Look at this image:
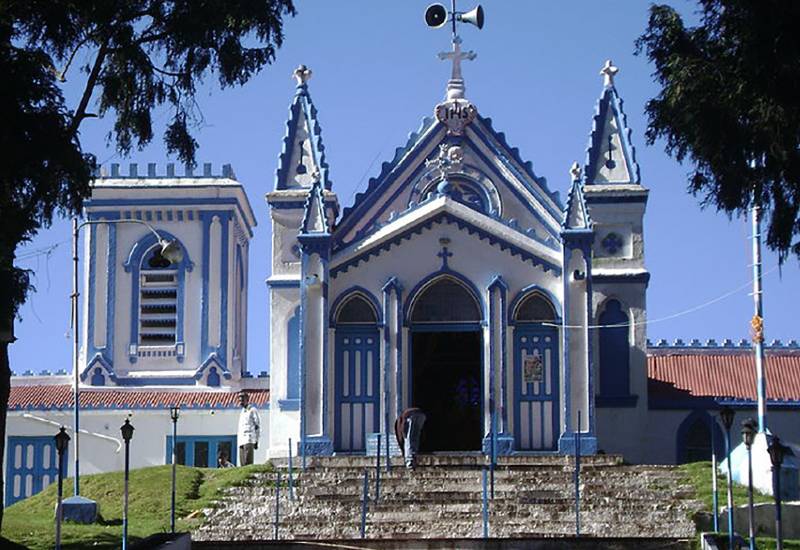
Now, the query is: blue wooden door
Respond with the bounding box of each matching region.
[5,436,60,506]
[514,326,559,450]
[334,328,380,452]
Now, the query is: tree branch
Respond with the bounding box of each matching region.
[68,38,109,137]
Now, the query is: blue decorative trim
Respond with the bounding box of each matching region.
[298,234,331,260]
[336,117,438,237]
[275,82,333,191]
[5,436,59,506]
[300,435,333,456]
[482,434,514,456]
[562,179,592,230]
[646,338,799,349]
[286,307,300,400]
[269,199,338,210]
[558,434,598,455]
[507,284,563,325]
[11,400,271,412]
[329,286,384,327]
[86,197,254,237]
[648,397,800,410]
[584,85,641,185]
[585,194,648,205]
[300,176,331,234]
[593,272,651,285]
[382,277,404,417]
[165,435,238,467]
[331,212,562,279]
[198,212,231,369]
[196,353,232,381]
[404,267,485,326]
[267,279,301,288]
[487,276,509,452]
[278,399,300,411]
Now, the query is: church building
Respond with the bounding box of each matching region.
[5,34,800,508]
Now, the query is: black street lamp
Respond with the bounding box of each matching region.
[741,418,757,550]
[170,406,180,533]
[767,436,787,550]
[54,427,70,550]
[120,419,135,550]
[719,405,735,547]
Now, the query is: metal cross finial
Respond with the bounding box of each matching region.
[600,59,619,87]
[570,162,582,182]
[438,37,476,100]
[292,64,312,86]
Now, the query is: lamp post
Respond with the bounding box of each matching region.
[719,405,735,547]
[170,406,180,533]
[767,436,786,550]
[741,418,757,550]
[54,427,70,550]
[70,217,182,498]
[120,419,135,550]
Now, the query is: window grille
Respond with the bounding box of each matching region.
[139,249,178,346]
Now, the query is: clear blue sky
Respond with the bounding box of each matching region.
[10,1,799,375]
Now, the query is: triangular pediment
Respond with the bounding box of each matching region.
[332,196,562,279]
[333,112,564,251]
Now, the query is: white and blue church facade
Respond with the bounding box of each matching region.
[6,54,800,508]
[266,61,651,460]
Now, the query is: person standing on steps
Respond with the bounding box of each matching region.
[237,391,261,466]
[395,407,426,469]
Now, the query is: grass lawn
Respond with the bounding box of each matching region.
[1,463,273,550]
[679,461,800,549]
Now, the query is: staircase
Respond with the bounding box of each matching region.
[193,454,702,542]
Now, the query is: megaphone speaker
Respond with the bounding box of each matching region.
[458,5,484,30]
[425,4,448,28]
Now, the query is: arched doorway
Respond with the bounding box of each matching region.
[512,291,559,450]
[408,276,483,452]
[333,293,380,452]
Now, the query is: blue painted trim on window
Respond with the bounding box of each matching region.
[329,287,384,327]
[507,284,563,325]
[165,435,237,467]
[331,212,562,279]
[6,436,60,506]
[404,268,486,327]
[512,324,560,451]
[675,410,724,465]
[123,230,192,365]
[85,197,254,237]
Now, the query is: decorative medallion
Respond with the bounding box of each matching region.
[601,232,623,255]
[435,99,477,135]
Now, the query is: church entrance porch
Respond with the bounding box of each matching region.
[411,330,482,452]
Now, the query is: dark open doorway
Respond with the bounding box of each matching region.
[411,330,482,452]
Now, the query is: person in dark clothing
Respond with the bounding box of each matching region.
[395,407,426,469]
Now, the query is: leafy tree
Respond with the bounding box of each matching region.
[636,0,800,259]
[0,0,295,527]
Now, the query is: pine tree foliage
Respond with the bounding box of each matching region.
[636,1,800,259]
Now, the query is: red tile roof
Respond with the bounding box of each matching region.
[648,350,800,402]
[9,385,269,411]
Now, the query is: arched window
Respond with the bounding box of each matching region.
[423,178,489,214]
[410,277,481,323]
[597,299,635,405]
[336,295,378,324]
[514,293,556,323]
[677,411,723,464]
[138,246,179,346]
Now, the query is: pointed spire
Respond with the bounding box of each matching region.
[275,65,331,191]
[300,172,330,235]
[563,162,592,230]
[583,61,641,185]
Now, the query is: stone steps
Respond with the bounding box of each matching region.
[193,455,702,542]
